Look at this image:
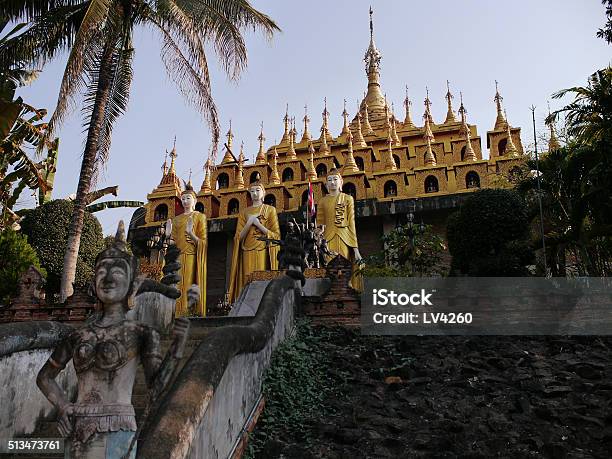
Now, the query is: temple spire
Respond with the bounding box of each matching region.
[270,146,281,184]
[458,92,476,162]
[307,142,317,181]
[384,126,397,171]
[221,122,235,163]
[361,7,386,118]
[423,98,437,167]
[424,87,435,125]
[319,97,332,143]
[362,102,375,136]
[169,138,177,174]
[343,130,359,173]
[494,80,507,131]
[281,104,290,144]
[403,86,415,129]
[504,110,519,156]
[236,142,245,188]
[341,99,350,137]
[287,117,297,159]
[301,105,312,143]
[354,101,367,147]
[391,102,400,146]
[444,80,457,124]
[201,157,212,194]
[256,122,266,164]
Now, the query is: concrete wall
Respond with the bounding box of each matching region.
[0,321,76,439]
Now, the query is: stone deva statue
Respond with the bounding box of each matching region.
[228,180,280,303]
[316,168,363,291]
[36,221,190,459]
[165,180,207,316]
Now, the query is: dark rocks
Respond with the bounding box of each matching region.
[252,329,612,458]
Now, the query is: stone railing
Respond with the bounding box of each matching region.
[137,274,301,459]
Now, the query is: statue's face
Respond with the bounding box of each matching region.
[181,193,195,210]
[326,174,342,192]
[249,184,264,202]
[95,258,131,305]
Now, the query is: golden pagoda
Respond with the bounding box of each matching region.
[136,7,526,308]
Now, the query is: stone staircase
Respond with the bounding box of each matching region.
[10,325,213,459]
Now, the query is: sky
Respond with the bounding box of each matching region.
[14,0,612,235]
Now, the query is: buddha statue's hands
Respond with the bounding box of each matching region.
[185,216,199,245]
[353,247,363,262]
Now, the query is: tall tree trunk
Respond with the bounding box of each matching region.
[59,38,116,302]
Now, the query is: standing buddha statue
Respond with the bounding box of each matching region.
[165,180,208,316]
[316,168,363,291]
[228,180,280,303]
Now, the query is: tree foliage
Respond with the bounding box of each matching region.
[597,0,612,44]
[447,189,534,276]
[19,199,104,295]
[361,223,447,277]
[0,228,45,302]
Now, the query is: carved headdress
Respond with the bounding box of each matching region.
[327,167,343,179]
[94,220,139,298]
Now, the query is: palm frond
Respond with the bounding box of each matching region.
[0,3,88,72]
[149,14,220,155]
[44,0,112,149]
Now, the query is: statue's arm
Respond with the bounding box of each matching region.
[237,211,251,242]
[36,337,75,435]
[141,325,163,386]
[347,196,362,259]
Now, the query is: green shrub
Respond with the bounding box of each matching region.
[0,229,46,302]
[20,200,104,294]
[447,189,534,276]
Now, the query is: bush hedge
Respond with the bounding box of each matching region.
[0,229,46,303]
[20,200,104,294]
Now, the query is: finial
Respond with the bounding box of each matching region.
[403,85,415,128]
[384,125,397,171]
[188,168,193,187]
[235,142,245,189]
[281,104,290,144]
[362,101,375,136]
[444,80,457,124]
[424,87,434,126]
[307,142,317,181]
[343,130,359,173]
[226,121,233,148]
[256,121,266,164]
[320,97,331,143]
[364,6,382,77]
[494,80,507,130]
[301,104,311,142]
[423,102,436,167]
[459,94,476,162]
[169,140,178,174]
[341,98,350,136]
[369,6,374,39]
[354,100,367,147]
[287,117,297,159]
[162,151,169,175]
[201,156,212,193]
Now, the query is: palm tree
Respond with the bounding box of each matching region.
[2,0,279,300]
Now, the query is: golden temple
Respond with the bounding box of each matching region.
[131,9,527,308]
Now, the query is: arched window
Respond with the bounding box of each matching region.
[195,202,205,213]
[498,138,507,156]
[460,146,466,161]
[249,171,260,183]
[282,167,294,182]
[342,183,357,200]
[425,175,439,193]
[393,154,401,168]
[466,171,480,189]
[355,157,365,171]
[228,198,240,215]
[316,163,327,178]
[153,204,168,222]
[217,172,229,190]
[384,180,397,197]
[264,194,276,207]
